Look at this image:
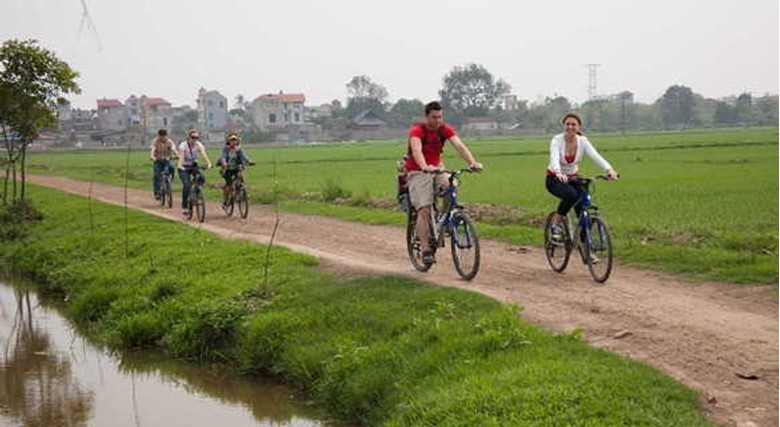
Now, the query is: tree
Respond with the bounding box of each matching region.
[439,63,511,121]
[713,101,736,125]
[345,75,389,120]
[735,92,754,125]
[0,39,80,204]
[388,98,424,127]
[657,85,696,129]
[346,75,388,101]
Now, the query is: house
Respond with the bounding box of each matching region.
[197,88,228,131]
[463,117,500,132]
[250,92,306,131]
[126,95,142,127]
[96,98,128,131]
[350,109,387,130]
[142,96,173,131]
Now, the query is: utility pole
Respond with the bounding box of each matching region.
[585,64,601,100]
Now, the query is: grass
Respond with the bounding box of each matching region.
[26,127,778,283]
[0,185,714,426]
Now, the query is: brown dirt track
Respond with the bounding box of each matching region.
[28,175,778,427]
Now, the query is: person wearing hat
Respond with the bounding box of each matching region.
[218,133,254,210]
[149,128,178,200]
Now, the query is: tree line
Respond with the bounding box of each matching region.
[319,65,777,133]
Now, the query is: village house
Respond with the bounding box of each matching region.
[250,92,306,131]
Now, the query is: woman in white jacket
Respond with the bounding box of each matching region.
[546,113,618,239]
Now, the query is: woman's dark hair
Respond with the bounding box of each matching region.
[425,101,443,116]
[560,113,582,126]
[157,129,167,136]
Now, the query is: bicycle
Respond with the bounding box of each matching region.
[157,164,174,208]
[543,175,614,283]
[222,162,254,218]
[405,168,481,280]
[183,162,207,223]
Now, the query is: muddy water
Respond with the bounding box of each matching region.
[0,282,341,427]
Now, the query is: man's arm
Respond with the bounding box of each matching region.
[410,137,438,172]
[448,135,482,170]
[149,144,156,161]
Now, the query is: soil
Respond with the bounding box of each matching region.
[28,175,778,427]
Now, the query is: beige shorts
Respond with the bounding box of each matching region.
[407,171,449,209]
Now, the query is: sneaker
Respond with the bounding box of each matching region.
[181,208,189,216]
[154,193,161,201]
[587,253,600,264]
[422,250,435,266]
[221,202,229,212]
[550,223,564,242]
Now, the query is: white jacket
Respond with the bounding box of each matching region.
[547,133,612,176]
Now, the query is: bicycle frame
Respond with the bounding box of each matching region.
[430,170,472,249]
[565,178,600,259]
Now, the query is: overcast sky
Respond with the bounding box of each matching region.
[3,0,778,110]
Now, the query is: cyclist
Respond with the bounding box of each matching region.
[546,113,618,244]
[405,101,483,266]
[218,132,254,210]
[177,129,212,215]
[149,129,177,200]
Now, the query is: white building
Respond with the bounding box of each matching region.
[251,92,306,131]
[197,88,228,131]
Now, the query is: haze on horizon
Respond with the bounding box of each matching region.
[3,0,778,110]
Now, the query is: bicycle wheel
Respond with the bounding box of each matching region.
[450,212,480,280]
[584,216,613,283]
[544,211,572,272]
[238,187,249,218]
[225,189,235,216]
[185,187,194,220]
[163,176,173,208]
[194,186,206,223]
[406,210,432,272]
[158,179,167,206]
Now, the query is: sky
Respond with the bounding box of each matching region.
[2,0,778,110]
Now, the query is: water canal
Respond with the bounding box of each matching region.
[0,281,341,427]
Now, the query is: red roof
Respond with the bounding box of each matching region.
[97,98,122,108]
[254,93,306,103]
[142,97,171,107]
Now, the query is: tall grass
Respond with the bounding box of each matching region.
[0,186,714,426]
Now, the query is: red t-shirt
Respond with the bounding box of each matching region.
[404,123,457,171]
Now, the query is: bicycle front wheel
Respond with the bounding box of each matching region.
[194,187,206,223]
[163,177,173,208]
[406,211,432,272]
[544,211,572,272]
[585,217,613,283]
[238,187,249,218]
[225,191,235,216]
[450,212,480,280]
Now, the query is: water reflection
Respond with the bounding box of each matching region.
[0,282,338,427]
[0,287,94,427]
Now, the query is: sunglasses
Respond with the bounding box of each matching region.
[189,135,200,140]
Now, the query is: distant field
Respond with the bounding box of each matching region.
[26,127,779,284]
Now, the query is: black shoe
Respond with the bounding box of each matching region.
[422,250,435,266]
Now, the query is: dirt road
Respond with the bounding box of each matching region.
[28,175,778,427]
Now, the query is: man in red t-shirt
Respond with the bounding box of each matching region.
[406,101,483,265]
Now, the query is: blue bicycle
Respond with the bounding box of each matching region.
[544,175,614,283]
[405,169,481,280]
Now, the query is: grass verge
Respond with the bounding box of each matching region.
[0,186,714,426]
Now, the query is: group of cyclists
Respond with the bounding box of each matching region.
[150,129,253,215]
[149,100,619,268]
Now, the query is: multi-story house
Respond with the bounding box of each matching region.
[126,95,142,127]
[197,88,228,131]
[96,98,128,131]
[251,92,306,131]
[142,96,173,131]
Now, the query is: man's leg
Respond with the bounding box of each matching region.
[407,171,436,264]
[152,161,163,196]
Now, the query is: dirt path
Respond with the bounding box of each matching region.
[28,175,778,427]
